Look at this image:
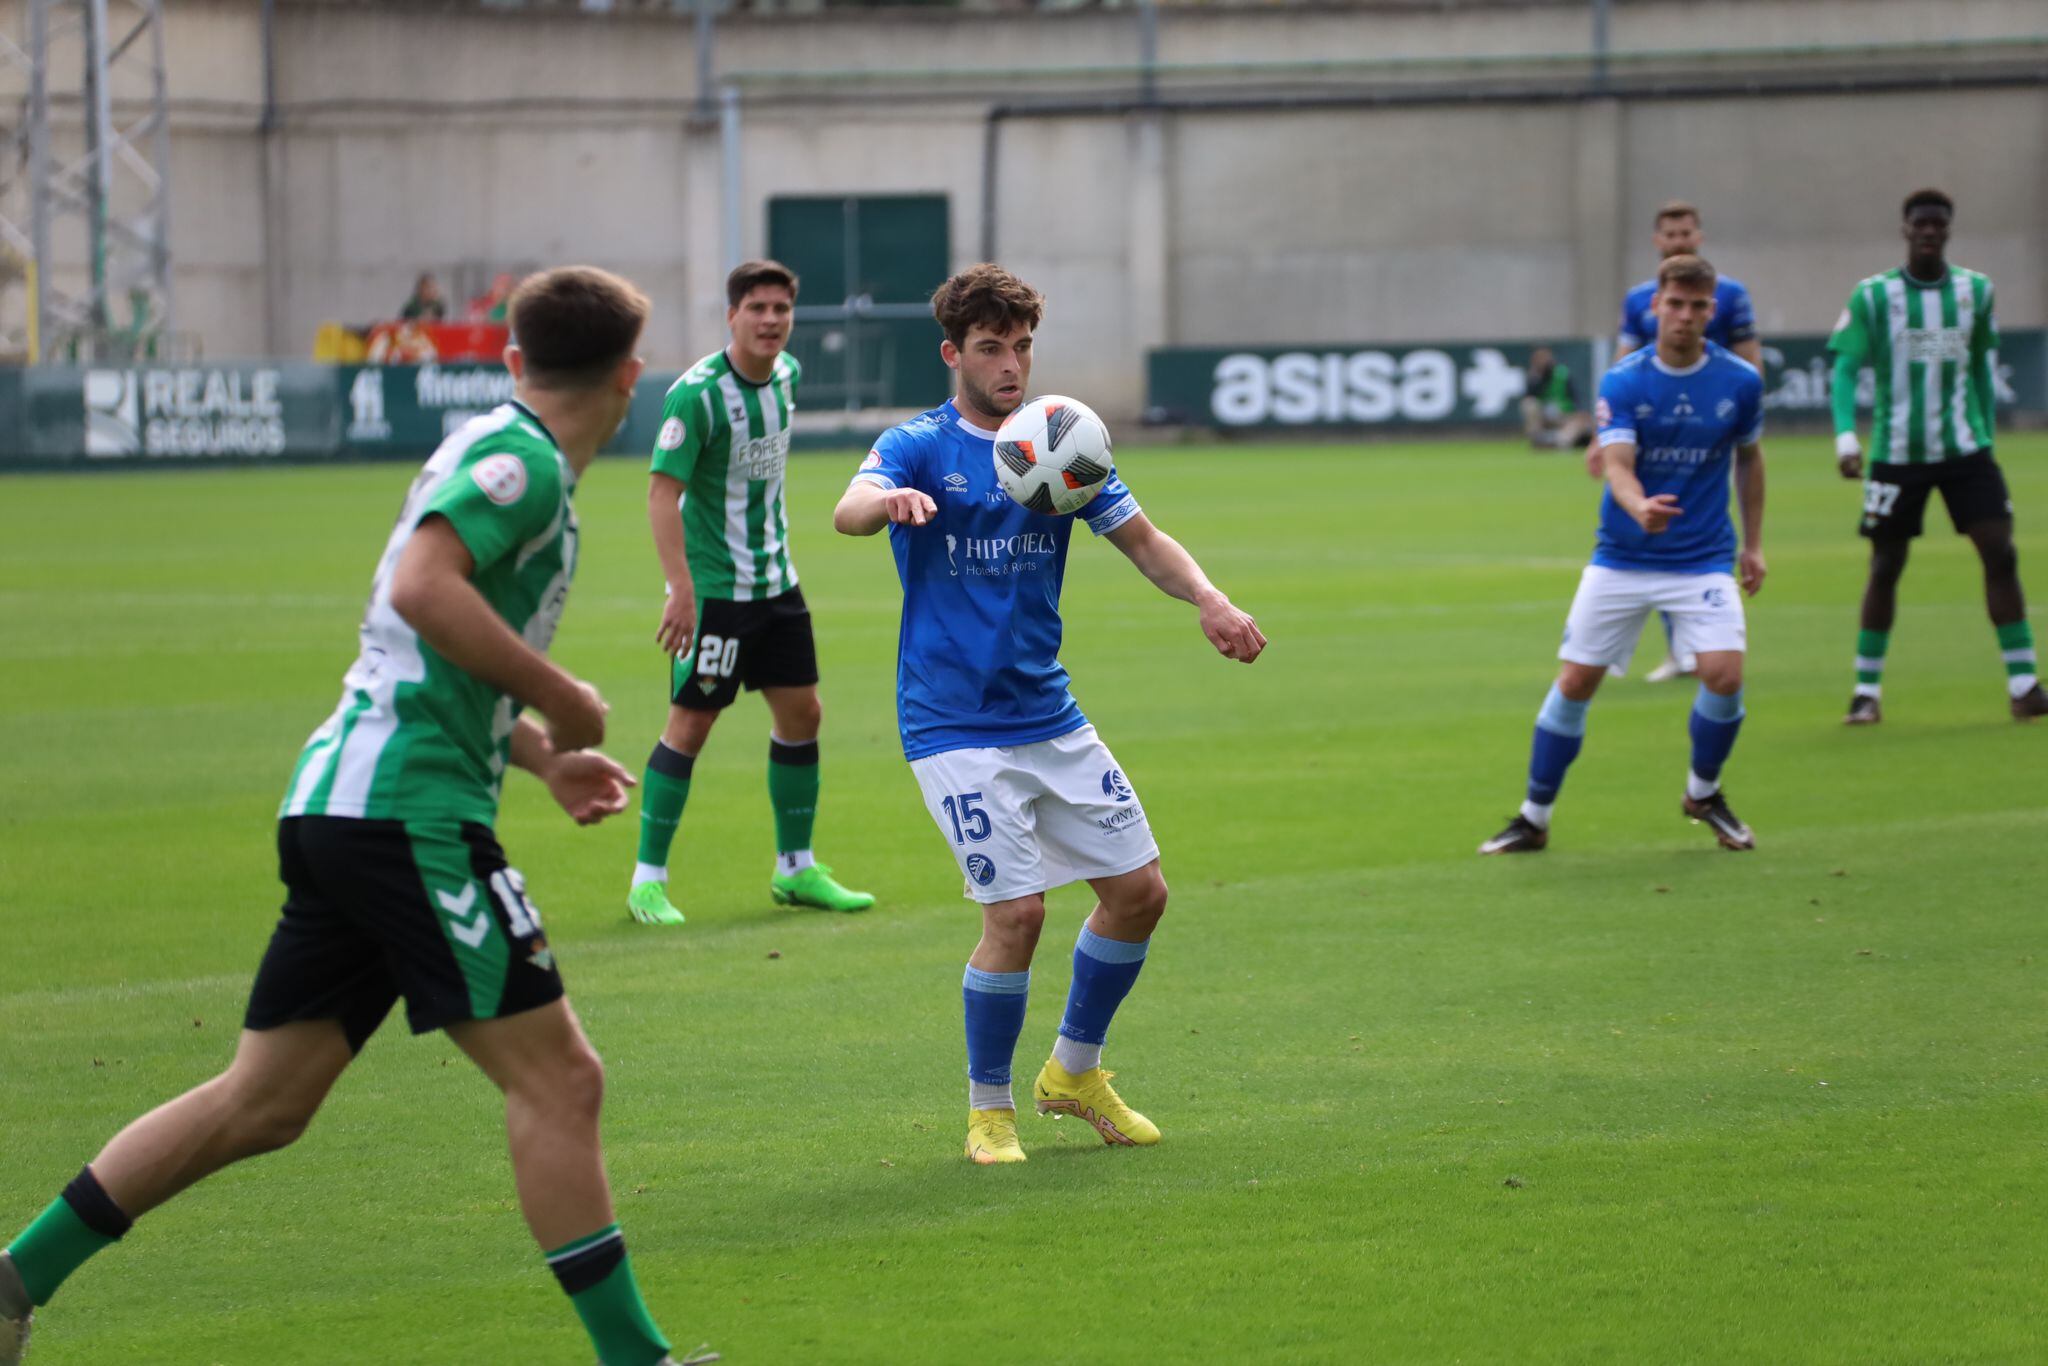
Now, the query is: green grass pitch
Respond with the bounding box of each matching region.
[2,435,2044,1363]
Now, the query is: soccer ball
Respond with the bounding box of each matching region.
[993,395,1113,516]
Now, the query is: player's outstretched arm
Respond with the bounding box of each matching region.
[510,718,637,825]
[1104,513,1266,663]
[1600,439,1683,535]
[1734,441,1767,596]
[833,481,935,535]
[389,516,609,751]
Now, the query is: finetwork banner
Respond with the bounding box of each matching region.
[1148,331,2048,429]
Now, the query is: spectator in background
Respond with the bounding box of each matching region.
[471,273,518,323]
[1521,347,1593,450]
[400,273,446,322]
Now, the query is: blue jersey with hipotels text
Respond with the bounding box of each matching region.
[851,400,1141,761]
[1593,343,1763,574]
[1618,275,1757,352]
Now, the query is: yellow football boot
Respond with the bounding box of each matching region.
[1032,1059,1160,1146]
[965,1107,1027,1164]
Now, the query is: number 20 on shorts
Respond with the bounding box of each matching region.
[694,633,740,678]
[941,792,991,845]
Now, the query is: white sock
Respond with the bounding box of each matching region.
[1686,770,1720,801]
[1052,1035,1102,1075]
[969,1081,1013,1112]
[1854,682,1882,699]
[1518,798,1553,830]
[2009,672,2038,700]
[777,849,815,876]
[632,862,666,888]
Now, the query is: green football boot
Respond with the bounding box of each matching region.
[626,881,687,926]
[770,863,875,913]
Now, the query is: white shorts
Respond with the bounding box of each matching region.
[1558,564,1746,676]
[909,724,1161,904]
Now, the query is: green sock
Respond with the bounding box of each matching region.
[545,1225,670,1366]
[8,1169,132,1306]
[1855,627,1889,693]
[636,743,694,872]
[1996,619,2037,692]
[768,737,820,859]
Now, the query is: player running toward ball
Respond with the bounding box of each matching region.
[1,270,701,1366]
[1483,254,1767,855]
[832,263,1266,1165]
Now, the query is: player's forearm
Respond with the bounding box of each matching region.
[393,568,582,722]
[1735,448,1766,548]
[508,716,561,778]
[833,482,889,536]
[1831,352,1861,436]
[647,476,693,593]
[1125,526,1222,608]
[1601,446,1648,516]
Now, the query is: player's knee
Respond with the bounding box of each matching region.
[1130,869,1169,925]
[1869,543,1910,583]
[780,695,823,740]
[545,1040,607,1125]
[987,896,1045,946]
[1696,659,1743,695]
[1977,535,2018,581]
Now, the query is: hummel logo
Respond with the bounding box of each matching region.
[435,883,492,948]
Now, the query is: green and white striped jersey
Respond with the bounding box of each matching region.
[1830,266,1998,465]
[650,348,800,601]
[282,401,578,825]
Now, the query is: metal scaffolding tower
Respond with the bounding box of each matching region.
[0,0,174,363]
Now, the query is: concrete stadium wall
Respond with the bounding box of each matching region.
[9,0,2043,417]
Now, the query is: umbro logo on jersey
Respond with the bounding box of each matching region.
[1635,403,1655,419]
[944,472,970,493]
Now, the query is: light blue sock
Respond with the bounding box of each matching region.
[1053,926,1150,1073]
[1688,684,1745,791]
[1525,684,1591,818]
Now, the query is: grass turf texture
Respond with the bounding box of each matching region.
[2,436,2044,1364]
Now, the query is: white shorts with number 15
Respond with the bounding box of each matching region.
[909,724,1160,904]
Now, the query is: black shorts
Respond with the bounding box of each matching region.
[245,817,565,1051]
[670,585,819,711]
[1859,455,2013,541]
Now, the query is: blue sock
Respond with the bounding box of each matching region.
[1052,926,1150,1073]
[1688,685,1745,788]
[963,966,1029,1109]
[1525,684,1590,813]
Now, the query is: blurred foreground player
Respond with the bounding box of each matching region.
[1,270,708,1366]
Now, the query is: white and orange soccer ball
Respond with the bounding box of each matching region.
[992,395,1113,516]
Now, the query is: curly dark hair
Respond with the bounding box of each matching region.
[931,263,1044,349]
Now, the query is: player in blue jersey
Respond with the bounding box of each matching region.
[1605,202,1765,684]
[832,264,1266,1165]
[1483,254,1767,855]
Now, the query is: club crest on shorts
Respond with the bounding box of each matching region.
[966,854,997,887]
[1101,768,1134,803]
